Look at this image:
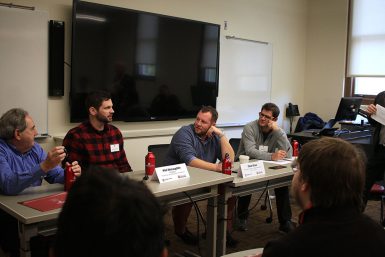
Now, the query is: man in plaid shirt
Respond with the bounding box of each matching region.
[63,91,132,173]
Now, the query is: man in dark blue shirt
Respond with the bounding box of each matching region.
[164,106,238,247]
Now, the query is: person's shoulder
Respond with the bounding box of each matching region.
[175,124,194,134]
[245,120,258,128]
[66,122,87,134]
[242,120,258,132]
[106,123,123,135]
[0,139,9,153]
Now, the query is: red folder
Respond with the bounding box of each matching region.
[19,192,67,212]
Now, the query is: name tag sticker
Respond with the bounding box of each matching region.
[152,163,190,183]
[239,161,265,178]
[259,145,268,152]
[110,144,120,152]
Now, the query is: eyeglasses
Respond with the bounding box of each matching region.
[259,112,273,120]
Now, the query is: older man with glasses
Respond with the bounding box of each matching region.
[235,102,295,233]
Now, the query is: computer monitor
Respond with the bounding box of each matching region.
[334,97,363,122]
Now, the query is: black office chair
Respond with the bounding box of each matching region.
[229,138,274,224]
[229,138,241,161]
[147,144,170,167]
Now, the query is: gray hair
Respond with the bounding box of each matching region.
[0,108,29,140]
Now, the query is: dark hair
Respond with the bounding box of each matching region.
[0,108,28,140]
[85,91,111,113]
[261,103,280,118]
[54,166,166,257]
[297,137,365,211]
[200,105,218,122]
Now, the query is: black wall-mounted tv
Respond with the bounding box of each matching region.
[70,0,220,122]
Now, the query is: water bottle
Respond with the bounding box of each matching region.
[292,140,299,157]
[145,152,156,176]
[222,153,232,175]
[64,165,75,191]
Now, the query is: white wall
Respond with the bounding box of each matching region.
[304,0,349,120]
[9,0,349,170]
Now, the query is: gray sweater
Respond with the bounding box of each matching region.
[236,120,292,160]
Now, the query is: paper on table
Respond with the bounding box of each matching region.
[371,104,385,125]
[264,160,292,165]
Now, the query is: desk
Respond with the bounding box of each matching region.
[0,167,233,257]
[288,130,373,157]
[288,130,371,145]
[217,162,294,256]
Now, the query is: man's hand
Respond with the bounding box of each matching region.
[271,150,286,161]
[267,120,279,131]
[68,161,81,177]
[207,126,224,138]
[367,104,377,116]
[40,146,66,172]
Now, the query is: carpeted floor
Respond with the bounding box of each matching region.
[164,192,383,257]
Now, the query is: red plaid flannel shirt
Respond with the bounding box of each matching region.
[63,121,132,173]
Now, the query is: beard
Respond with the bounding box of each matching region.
[96,113,111,123]
[194,126,209,137]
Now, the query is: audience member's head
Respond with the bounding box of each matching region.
[199,105,218,123]
[54,166,167,257]
[85,91,112,114]
[0,108,28,140]
[261,103,280,119]
[293,137,365,212]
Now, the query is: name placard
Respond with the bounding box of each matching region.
[239,161,265,178]
[152,163,190,183]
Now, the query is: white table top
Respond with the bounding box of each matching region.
[230,161,293,187]
[126,166,233,197]
[0,166,234,224]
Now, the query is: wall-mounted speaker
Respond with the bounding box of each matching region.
[49,20,64,96]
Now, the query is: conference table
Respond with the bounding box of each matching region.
[216,161,294,256]
[0,167,233,257]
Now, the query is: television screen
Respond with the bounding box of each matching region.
[70,1,220,122]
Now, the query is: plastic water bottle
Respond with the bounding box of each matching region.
[145,152,156,176]
[64,165,75,191]
[292,140,299,157]
[222,153,232,175]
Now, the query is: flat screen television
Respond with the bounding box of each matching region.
[70,1,220,122]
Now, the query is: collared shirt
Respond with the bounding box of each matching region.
[0,139,63,195]
[163,124,222,166]
[236,120,292,160]
[63,121,132,173]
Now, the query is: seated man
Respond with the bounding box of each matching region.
[236,103,294,233]
[163,106,238,247]
[53,166,167,257]
[0,108,81,257]
[260,137,385,257]
[63,91,132,173]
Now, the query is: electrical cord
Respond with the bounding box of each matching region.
[183,191,202,256]
[235,180,270,222]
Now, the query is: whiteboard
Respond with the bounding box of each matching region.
[216,37,272,126]
[0,7,48,136]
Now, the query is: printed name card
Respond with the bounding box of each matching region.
[152,163,190,183]
[239,161,265,178]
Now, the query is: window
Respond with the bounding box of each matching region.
[346,0,385,99]
[354,77,385,96]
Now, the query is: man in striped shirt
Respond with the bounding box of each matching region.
[63,91,132,173]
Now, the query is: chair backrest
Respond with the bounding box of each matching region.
[147,144,170,167]
[229,138,241,161]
